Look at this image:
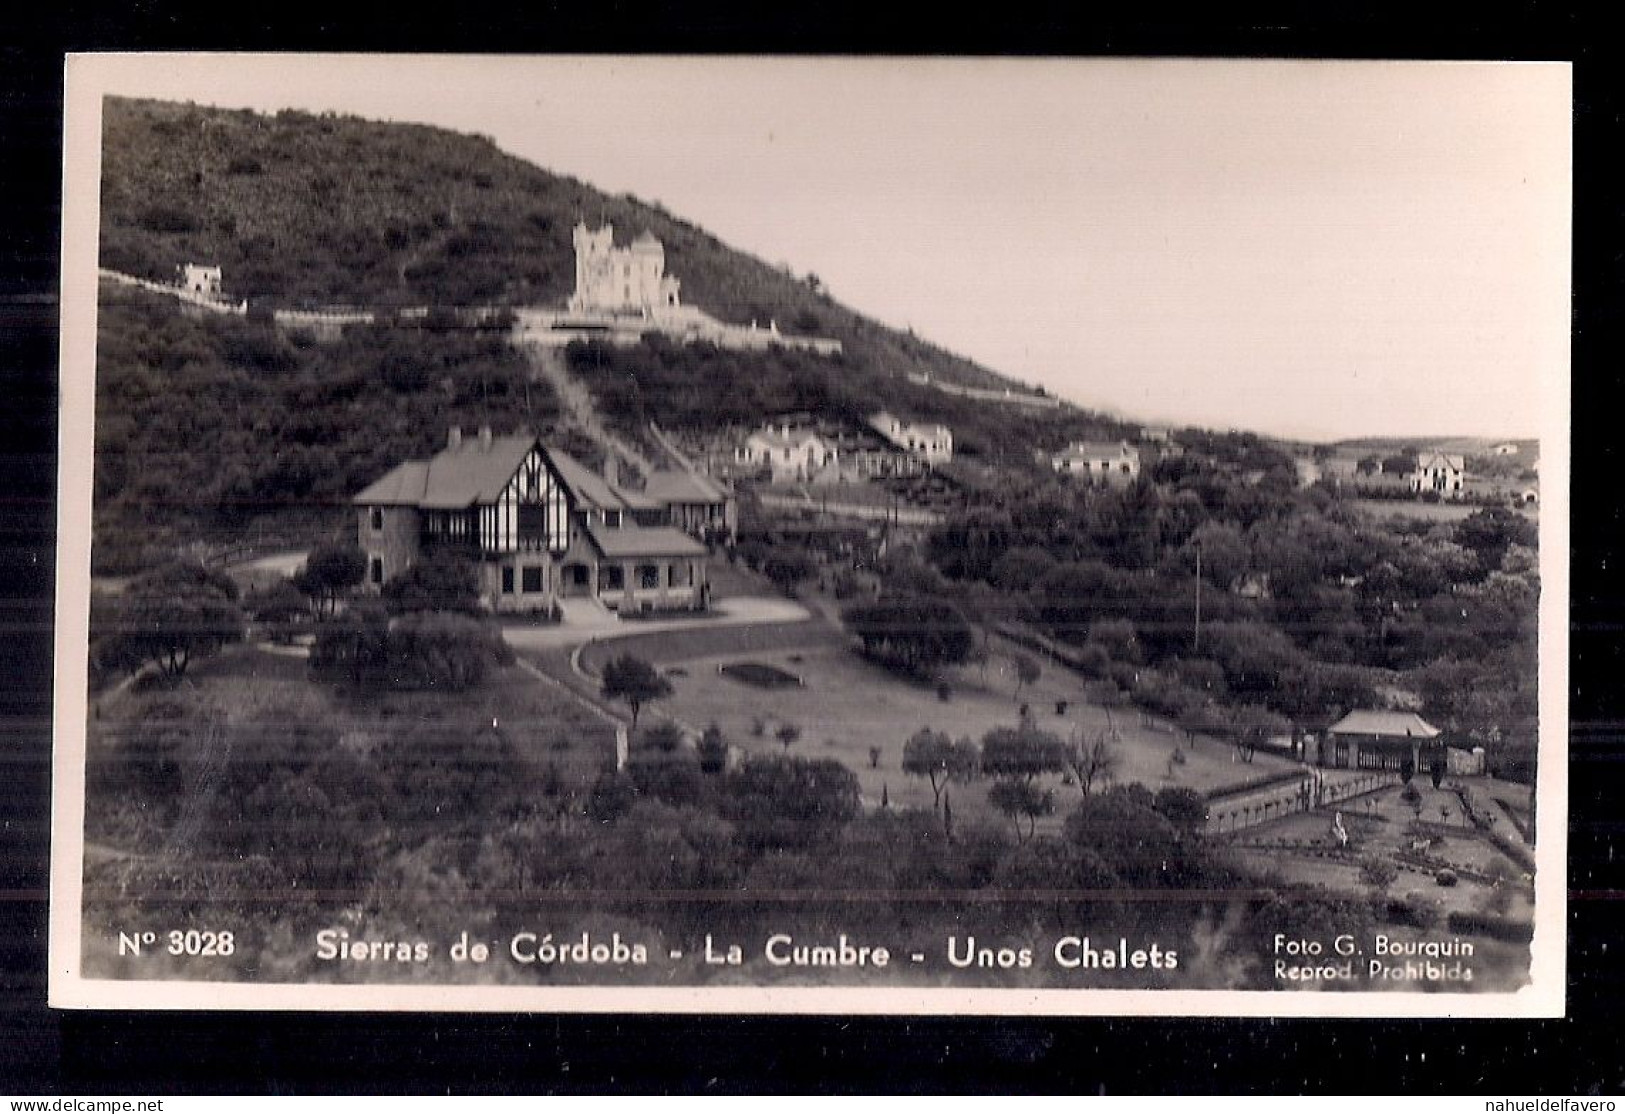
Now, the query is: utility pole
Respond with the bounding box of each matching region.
[1194,539,1202,653]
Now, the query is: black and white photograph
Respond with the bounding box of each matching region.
[50,54,1570,1015]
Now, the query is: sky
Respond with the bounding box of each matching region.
[73,55,1571,441]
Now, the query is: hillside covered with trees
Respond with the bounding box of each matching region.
[100,95,1046,396]
[91,285,567,572]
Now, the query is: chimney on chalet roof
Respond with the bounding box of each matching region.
[447,426,463,450]
[603,453,621,490]
[478,426,493,451]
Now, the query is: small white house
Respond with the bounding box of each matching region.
[180,263,223,300]
[1411,450,1466,498]
[867,412,953,465]
[1051,440,1140,485]
[736,424,841,483]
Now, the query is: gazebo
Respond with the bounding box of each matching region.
[1320,710,1443,773]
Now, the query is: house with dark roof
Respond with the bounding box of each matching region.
[1318,710,1443,773]
[353,427,710,615]
[639,470,737,541]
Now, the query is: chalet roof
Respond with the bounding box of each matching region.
[1054,440,1138,460]
[748,427,830,452]
[353,435,536,508]
[1326,710,1441,739]
[547,450,630,512]
[642,470,728,505]
[584,523,708,559]
[1417,451,1466,471]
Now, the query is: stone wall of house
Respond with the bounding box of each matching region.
[357,506,420,589]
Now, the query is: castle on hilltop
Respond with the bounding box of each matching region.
[513,221,843,357]
[569,222,683,318]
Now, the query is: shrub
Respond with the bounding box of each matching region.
[1446,910,1534,943]
[626,750,704,808]
[386,611,511,691]
[1360,857,1400,890]
[1435,868,1459,888]
[640,722,686,753]
[698,727,730,775]
[381,554,482,615]
[1382,896,1441,930]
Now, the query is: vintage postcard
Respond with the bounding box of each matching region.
[51,54,1570,1015]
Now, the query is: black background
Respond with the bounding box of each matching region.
[3,1,1621,1094]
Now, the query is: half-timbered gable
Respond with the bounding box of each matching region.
[483,444,571,555]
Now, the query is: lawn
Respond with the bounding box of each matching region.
[638,639,1301,832]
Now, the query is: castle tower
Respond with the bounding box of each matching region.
[568,221,681,317]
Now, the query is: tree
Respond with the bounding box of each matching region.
[762,548,817,597]
[110,562,245,682]
[901,727,979,809]
[1066,732,1121,796]
[1064,786,1184,885]
[292,543,367,617]
[1012,652,1042,701]
[1381,451,1416,477]
[1085,618,1144,665]
[1083,678,1129,736]
[599,654,673,730]
[722,755,861,851]
[1228,704,1290,764]
[843,595,975,677]
[981,724,1069,782]
[381,553,481,615]
[243,580,311,642]
[988,779,1055,844]
[990,546,1055,592]
[1453,506,1539,577]
[1360,857,1400,892]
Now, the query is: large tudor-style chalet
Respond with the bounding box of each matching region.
[354,427,727,614]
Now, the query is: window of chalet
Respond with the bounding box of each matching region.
[518,503,547,541]
[501,567,514,594]
[521,566,543,594]
[638,564,660,590]
[369,508,383,531]
[601,565,625,592]
[369,556,383,585]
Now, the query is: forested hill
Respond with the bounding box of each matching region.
[99,95,1041,399]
